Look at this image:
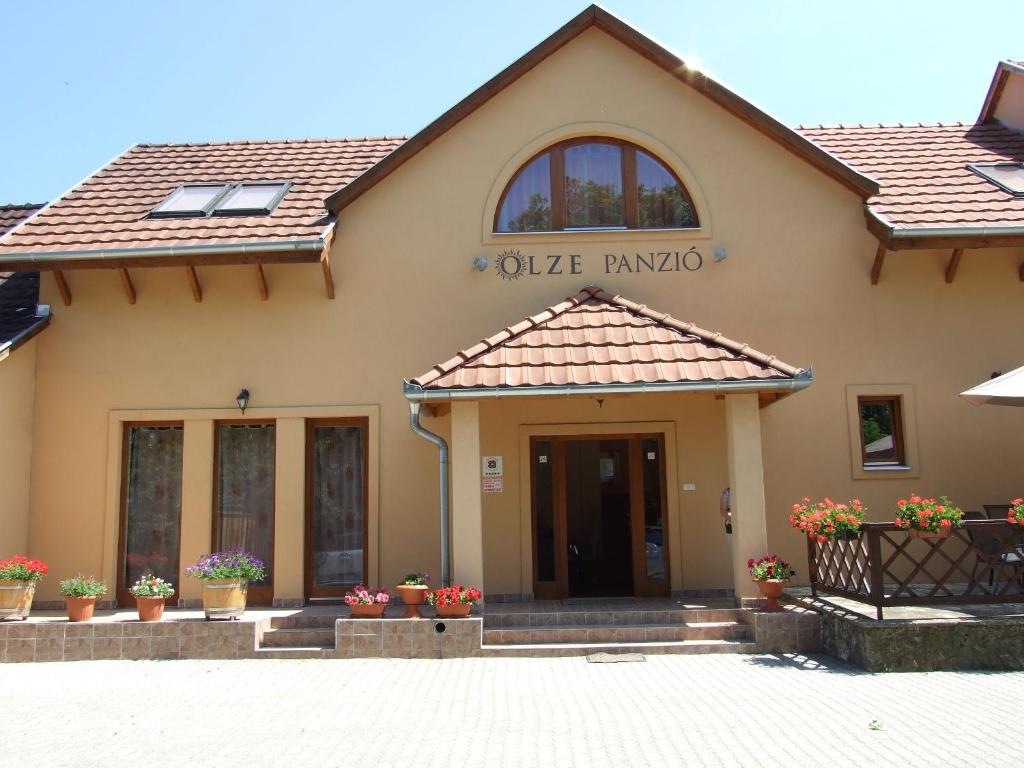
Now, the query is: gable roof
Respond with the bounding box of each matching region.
[326,4,878,213]
[0,138,404,268]
[406,286,809,401]
[801,122,1024,243]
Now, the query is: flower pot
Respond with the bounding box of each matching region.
[135,596,166,622]
[909,528,951,540]
[0,579,35,620]
[435,602,472,618]
[350,602,387,618]
[396,584,428,619]
[201,579,247,620]
[754,579,788,612]
[66,596,98,622]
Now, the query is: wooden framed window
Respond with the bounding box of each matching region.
[495,137,698,233]
[213,421,276,606]
[116,422,184,607]
[857,396,906,467]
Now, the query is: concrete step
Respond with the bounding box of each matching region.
[261,627,336,648]
[480,639,759,658]
[253,646,336,659]
[483,608,747,629]
[483,621,750,645]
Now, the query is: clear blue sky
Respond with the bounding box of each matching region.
[3,0,1023,204]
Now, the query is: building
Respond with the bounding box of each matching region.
[1,7,1022,609]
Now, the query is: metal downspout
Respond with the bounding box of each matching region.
[408,401,451,587]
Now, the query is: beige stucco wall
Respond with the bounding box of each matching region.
[993,70,1024,131]
[22,27,1024,602]
[0,339,38,555]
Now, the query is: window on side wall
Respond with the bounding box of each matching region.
[845,385,918,479]
[857,396,905,467]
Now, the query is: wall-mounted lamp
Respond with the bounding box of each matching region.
[236,388,250,414]
[713,246,727,262]
[472,255,489,272]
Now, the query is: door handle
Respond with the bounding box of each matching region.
[569,543,580,557]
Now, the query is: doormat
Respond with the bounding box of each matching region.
[586,652,646,663]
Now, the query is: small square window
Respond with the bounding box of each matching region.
[212,182,290,216]
[149,184,230,218]
[968,163,1024,197]
[858,396,905,467]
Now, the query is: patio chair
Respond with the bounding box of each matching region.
[963,512,1024,591]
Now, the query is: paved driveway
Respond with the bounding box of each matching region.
[7,653,1016,767]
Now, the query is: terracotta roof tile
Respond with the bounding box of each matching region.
[410,287,805,391]
[798,123,1024,231]
[0,138,405,256]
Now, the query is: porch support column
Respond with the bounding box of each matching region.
[450,401,484,595]
[725,393,769,601]
[179,420,214,606]
[273,418,306,606]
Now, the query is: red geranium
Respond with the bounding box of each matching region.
[427,584,482,607]
[0,555,49,582]
[893,494,963,534]
[789,497,865,542]
[1009,498,1024,527]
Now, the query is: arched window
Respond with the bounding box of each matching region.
[495,138,698,233]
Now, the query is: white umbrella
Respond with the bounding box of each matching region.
[961,365,1024,406]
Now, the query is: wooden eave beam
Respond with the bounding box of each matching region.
[870,242,887,285]
[53,270,71,306]
[118,268,136,304]
[185,266,202,302]
[321,252,335,300]
[944,248,964,284]
[255,263,268,301]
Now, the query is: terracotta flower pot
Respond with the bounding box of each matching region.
[754,579,788,612]
[435,602,472,618]
[66,596,98,622]
[0,579,35,620]
[909,528,951,540]
[350,602,387,618]
[135,596,166,622]
[396,584,428,619]
[201,579,247,620]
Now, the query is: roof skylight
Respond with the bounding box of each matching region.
[968,162,1024,197]
[149,183,230,218]
[212,182,290,216]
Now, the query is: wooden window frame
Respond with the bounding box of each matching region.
[212,419,277,607]
[304,417,370,601]
[494,136,699,233]
[857,395,906,468]
[116,421,185,608]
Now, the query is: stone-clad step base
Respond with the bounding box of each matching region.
[481,639,759,657]
[258,615,339,653]
[484,620,750,645]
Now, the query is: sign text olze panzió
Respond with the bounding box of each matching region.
[494,248,704,281]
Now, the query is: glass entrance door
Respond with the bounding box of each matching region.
[305,418,368,600]
[531,434,669,599]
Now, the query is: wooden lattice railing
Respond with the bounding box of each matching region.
[807,521,1024,619]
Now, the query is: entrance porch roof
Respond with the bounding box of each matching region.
[405,286,811,404]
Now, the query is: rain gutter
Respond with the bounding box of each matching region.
[407,401,451,587]
[0,305,51,362]
[0,239,325,267]
[403,371,813,402]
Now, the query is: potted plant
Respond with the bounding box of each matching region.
[129,573,175,621]
[0,555,48,621]
[789,497,865,542]
[893,494,963,539]
[186,549,266,620]
[344,585,390,617]
[427,584,482,618]
[747,556,795,612]
[1009,498,1024,527]
[396,572,430,619]
[59,576,108,622]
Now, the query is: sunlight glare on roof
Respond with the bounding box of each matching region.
[149,183,229,217]
[213,182,290,216]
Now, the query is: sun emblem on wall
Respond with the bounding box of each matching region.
[495,249,527,281]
